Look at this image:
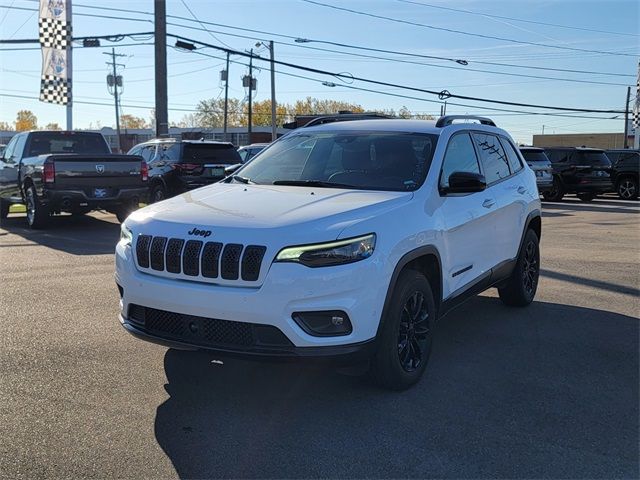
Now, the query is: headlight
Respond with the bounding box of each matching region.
[120,223,133,246]
[275,234,376,267]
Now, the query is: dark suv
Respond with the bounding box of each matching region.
[128,139,242,202]
[542,147,613,202]
[605,149,639,200]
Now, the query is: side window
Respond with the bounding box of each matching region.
[499,137,523,173]
[13,134,27,162]
[439,133,481,189]
[472,133,510,184]
[128,146,141,156]
[140,145,156,163]
[2,135,19,163]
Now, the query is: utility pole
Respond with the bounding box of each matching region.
[66,0,72,130]
[223,52,230,139]
[269,40,277,141]
[248,48,253,135]
[104,48,125,153]
[154,0,168,137]
[542,125,545,135]
[624,86,631,149]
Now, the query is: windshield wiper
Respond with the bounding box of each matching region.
[230,175,252,184]
[272,180,356,189]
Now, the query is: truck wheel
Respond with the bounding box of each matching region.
[577,193,595,202]
[542,177,564,202]
[617,177,638,200]
[369,270,436,390]
[498,229,540,307]
[25,184,49,229]
[150,184,166,203]
[0,199,9,220]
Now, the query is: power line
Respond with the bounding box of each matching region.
[14,1,633,78]
[171,34,626,114]
[395,0,640,38]
[299,0,638,57]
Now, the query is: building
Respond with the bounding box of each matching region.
[532,132,629,149]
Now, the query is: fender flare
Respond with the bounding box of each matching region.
[516,209,542,260]
[375,245,443,339]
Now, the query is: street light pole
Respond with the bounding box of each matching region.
[248,48,253,136]
[223,52,230,139]
[269,40,276,141]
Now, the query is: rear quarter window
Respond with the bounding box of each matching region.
[182,144,241,165]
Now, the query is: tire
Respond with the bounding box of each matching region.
[25,184,49,229]
[0,199,9,220]
[498,229,540,307]
[150,183,166,203]
[576,193,595,202]
[115,208,131,224]
[541,176,564,202]
[369,270,436,390]
[617,177,638,200]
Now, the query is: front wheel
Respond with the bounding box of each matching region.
[542,177,564,202]
[25,184,49,229]
[0,199,9,220]
[617,177,638,200]
[498,229,540,307]
[576,193,595,202]
[150,184,166,203]
[369,270,436,390]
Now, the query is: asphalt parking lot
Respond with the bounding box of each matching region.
[1,197,638,479]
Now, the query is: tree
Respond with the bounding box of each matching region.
[195,97,244,128]
[15,110,38,131]
[243,99,290,127]
[290,97,365,116]
[0,121,13,131]
[120,114,149,129]
[44,122,62,130]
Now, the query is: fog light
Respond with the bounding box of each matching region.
[292,311,352,337]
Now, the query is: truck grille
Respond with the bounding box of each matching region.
[135,235,266,282]
[127,304,292,350]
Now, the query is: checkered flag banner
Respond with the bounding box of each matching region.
[634,60,640,128]
[38,17,71,49]
[40,75,71,105]
[39,0,71,106]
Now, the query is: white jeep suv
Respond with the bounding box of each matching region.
[115,116,541,390]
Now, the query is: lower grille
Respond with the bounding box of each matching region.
[127,304,292,350]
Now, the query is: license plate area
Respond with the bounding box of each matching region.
[204,166,226,177]
[93,188,111,198]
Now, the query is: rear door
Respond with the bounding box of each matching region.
[438,132,499,297]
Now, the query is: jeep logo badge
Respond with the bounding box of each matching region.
[188,228,212,238]
[95,164,105,174]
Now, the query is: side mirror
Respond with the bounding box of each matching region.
[224,163,242,176]
[443,171,486,194]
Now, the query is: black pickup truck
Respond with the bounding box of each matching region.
[0,131,148,228]
[605,149,640,200]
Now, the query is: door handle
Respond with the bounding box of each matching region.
[482,199,495,208]
[517,186,527,194]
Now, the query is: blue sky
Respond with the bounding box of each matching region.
[0,0,638,143]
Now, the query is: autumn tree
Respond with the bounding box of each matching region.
[242,99,290,127]
[120,114,149,129]
[290,97,365,116]
[44,122,62,130]
[195,98,244,128]
[15,110,38,131]
[0,121,13,131]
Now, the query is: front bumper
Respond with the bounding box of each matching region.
[115,240,388,354]
[120,315,375,363]
[44,186,148,210]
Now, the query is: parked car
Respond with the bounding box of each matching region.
[605,149,639,200]
[237,143,269,163]
[0,131,148,227]
[519,147,553,194]
[542,147,613,202]
[128,139,242,203]
[116,115,541,390]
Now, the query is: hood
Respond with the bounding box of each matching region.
[128,183,412,242]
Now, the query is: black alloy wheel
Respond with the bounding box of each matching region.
[522,239,539,298]
[617,178,638,200]
[397,291,431,373]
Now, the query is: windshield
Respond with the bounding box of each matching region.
[521,150,549,163]
[26,132,109,156]
[234,131,438,191]
[182,143,241,165]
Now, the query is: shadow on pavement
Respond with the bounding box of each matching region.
[542,199,638,215]
[0,213,120,255]
[541,268,639,297]
[154,296,639,479]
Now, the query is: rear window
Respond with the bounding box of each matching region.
[182,143,241,165]
[577,151,611,166]
[26,132,109,156]
[520,150,549,162]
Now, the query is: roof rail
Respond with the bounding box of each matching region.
[435,115,496,128]
[302,113,391,128]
